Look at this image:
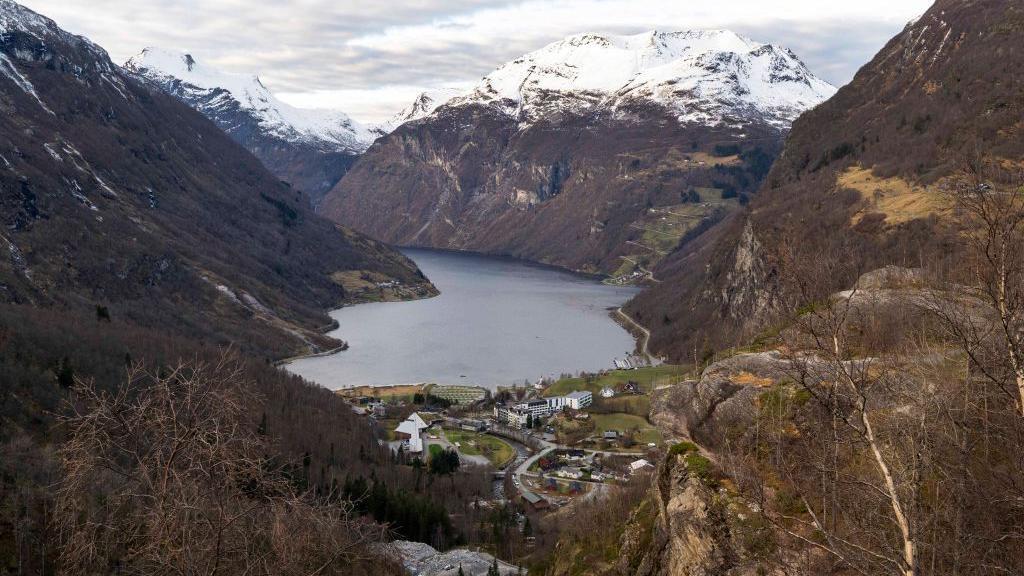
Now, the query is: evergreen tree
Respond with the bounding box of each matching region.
[55,356,75,389]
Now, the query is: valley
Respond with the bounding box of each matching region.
[2,1,1023,575]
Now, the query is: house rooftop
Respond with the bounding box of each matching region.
[522,490,543,504]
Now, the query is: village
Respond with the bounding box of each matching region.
[337,363,684,517]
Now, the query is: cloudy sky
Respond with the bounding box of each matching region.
[22,0,932,124]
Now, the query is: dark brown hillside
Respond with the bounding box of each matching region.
[323,101,782,276]
[0,0,430,359]
[627,0,1024,361]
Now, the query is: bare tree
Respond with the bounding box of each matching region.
[55,354,393,576]
[761,242,923,576]
[939,166,1024,416]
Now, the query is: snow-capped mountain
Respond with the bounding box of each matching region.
[418,30,835,129]
[124,48,374,206]
[322,29,837,275]
[125,48,373,154]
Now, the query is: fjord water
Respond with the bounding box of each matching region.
[286,249,640,390]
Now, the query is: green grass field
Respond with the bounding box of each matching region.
[590,413,663,445]
[595,395,651,416]
[444,430,516,468]
[542,365,687,398]
[613,190,741,274]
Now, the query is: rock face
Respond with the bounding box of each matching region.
[322,30,834,275]
[616,451,776,576]
[387,540,521,576]
[124,48,374,207]
[651,352,788,448]
[0,0,428,357]
[627,0,1024,361]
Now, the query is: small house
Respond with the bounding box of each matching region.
[630,459,653,472]
[557,467,583,480]
[522,490,549,511]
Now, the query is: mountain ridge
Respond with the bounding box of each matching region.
[322,28,834,275]
[0,0,430,358]
[124,47,374,207]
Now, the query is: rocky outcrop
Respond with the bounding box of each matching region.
[616,450,773,576]
[386,540,521,576]
[718,222,777,324]
[651,352,788,448]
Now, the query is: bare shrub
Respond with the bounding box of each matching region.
[55,354,394,576]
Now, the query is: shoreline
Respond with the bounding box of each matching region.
[397,245,614,283]
[273,278,439,368]
[279,249,649,389]
[613,307,659,364]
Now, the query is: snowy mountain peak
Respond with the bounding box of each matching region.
[378,88,466,133]
[434,29,835,129]
[125,48,373,153]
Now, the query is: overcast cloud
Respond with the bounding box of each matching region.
[19,0,932,123]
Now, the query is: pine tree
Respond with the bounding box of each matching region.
[55,356,75,389]
[458,564,465,576]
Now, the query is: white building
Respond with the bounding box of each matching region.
[630,459,653,473]
[600,387,615,398]
[544,391,593,412]
[566,391,593,410]
[545,396,569,412]
[515,399,553,419]
[494,405,530,429]
[394,412,429,454]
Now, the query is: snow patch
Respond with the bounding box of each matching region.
[0,53,55,115]
[66,178,99,212]
[43,142,62,162]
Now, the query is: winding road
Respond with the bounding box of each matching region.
[615,307,657,363]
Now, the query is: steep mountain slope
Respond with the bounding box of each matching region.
[322,30,835,276]
[0,0,430,358]
[627,0,1024,361]
[125,48,374,207]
